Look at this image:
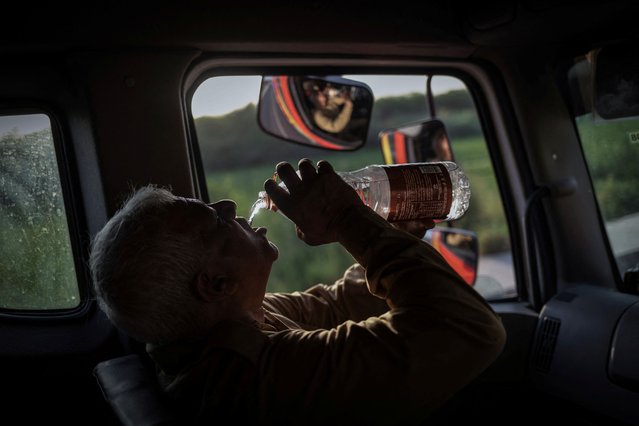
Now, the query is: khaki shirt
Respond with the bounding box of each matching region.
[147,205,506,425]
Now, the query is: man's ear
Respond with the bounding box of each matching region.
[194,272,237,302]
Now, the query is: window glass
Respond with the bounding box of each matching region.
[192,75,515,300]
[428,77,515,299]
[0,113,79,310]
[568,53,639,278]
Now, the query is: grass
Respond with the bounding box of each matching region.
[0,129,80,309]
[0,214,79,309]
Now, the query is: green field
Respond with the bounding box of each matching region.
[206,136,511,293]
[576,115,639,221]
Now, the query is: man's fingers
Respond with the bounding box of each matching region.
[298,158,317,182]
[276,162,302,193]
[264,179,291,212]
[392,219,437,238]
[317,160,335,175]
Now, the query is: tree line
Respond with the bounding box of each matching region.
[194,90,482,171]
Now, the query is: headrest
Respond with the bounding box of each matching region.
[94,354,175,426]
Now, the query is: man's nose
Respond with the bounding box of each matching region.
[209,200,237,220]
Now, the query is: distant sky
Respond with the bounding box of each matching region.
[0,114,50,135]
[191,75,465,118]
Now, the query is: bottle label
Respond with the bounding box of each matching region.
[382,163,453,221]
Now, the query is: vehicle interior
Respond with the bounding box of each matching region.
[1,2,638,425]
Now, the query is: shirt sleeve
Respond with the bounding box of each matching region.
[262,263,389,329]
[256,205,507,424]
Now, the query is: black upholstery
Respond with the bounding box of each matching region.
[94,354,176,426]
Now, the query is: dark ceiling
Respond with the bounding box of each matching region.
[0,1,636,56]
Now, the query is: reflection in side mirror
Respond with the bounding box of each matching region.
[378,119,454,164]
[257,75,373,151]
[424,227,478,286]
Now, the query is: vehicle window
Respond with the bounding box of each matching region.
[567,52,639,279]
[0,113,79,310]
[427,76,516,299]
[191,75,515,300]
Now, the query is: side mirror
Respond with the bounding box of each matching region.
[378,119,454,164]
[594,42,639,119]
[257,75,373,151]
[424,227,478,286]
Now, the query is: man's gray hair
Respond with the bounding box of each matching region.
[90,186,209,344]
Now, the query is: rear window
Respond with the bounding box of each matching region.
[0,113,79,310]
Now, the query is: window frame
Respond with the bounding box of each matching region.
[0,105,91,319]
[183,57,528,304]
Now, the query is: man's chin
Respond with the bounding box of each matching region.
[268,241,279,261]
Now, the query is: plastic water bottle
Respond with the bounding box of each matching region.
[248,161,470,224]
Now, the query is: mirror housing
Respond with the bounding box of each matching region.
[594,43,639,119]
[424,227,478,286]
[378,119,454,164]
[257,75,373,151]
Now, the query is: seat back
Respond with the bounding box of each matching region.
[94,354,176,426]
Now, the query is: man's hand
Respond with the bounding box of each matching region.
[264,159,363,246]
[392,220,436,239]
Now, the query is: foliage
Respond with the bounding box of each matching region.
[0,129,79,309]
[369,91,481,140]
[576,115,639,221]
[194,89,482,171]
[452,137,511,255]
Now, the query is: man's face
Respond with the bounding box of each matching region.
[168,197,278,309]
[316,90,327,107]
